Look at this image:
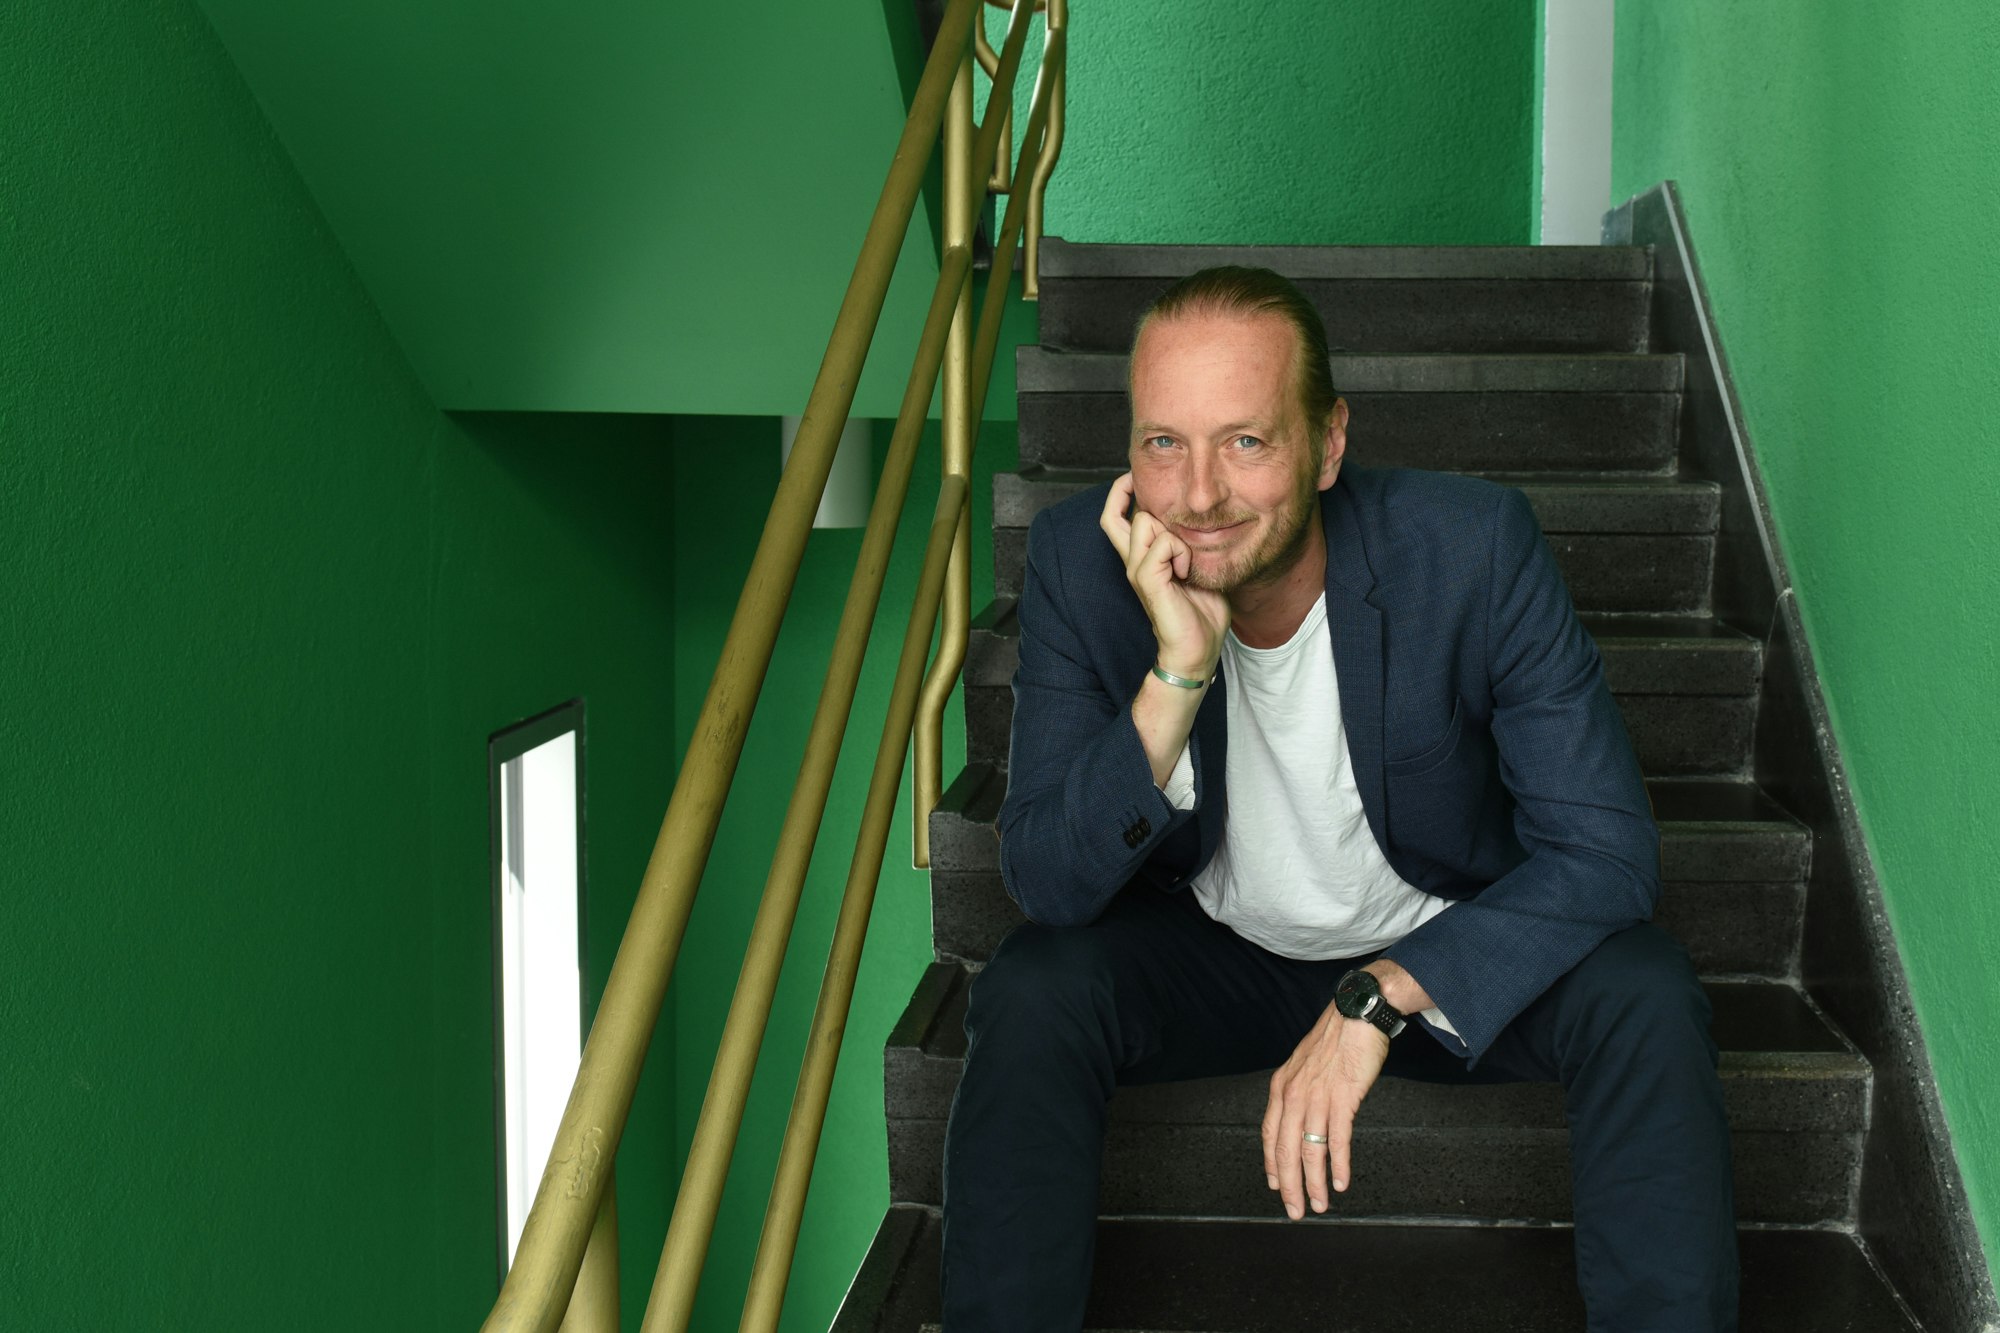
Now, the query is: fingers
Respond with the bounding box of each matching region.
[1270,1062,1334,1222]
[1329,1105,1352,1197]
[1265,1017,1385,1222]
[1097,472,1136,560]
[1295,1086,1337,1219]
[1261,1069,1284,1189]
[1272,1077,1304,1220]
[1134,526,1187,593]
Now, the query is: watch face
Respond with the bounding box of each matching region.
[1335,970,1380,1020]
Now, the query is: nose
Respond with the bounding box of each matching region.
[1186,443,1225,517]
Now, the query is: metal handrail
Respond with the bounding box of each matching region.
[739,29,1066,1333]
[476,0,1066,1328]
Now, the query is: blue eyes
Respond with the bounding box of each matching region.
[1142,435,1263,450]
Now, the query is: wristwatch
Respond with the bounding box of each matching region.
[1334,969,1407,1039]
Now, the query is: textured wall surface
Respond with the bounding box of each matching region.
[989,0,1535,246]
[1614,0,2000,1277]
[1,3,682,1326]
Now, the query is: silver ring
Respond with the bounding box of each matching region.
[1302,1132,1329,1145]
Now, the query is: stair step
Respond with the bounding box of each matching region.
[930,768,1809,879]
[882,964,1867,1225]
[969,601,1763,695]
[1023,349,1685,396]
[833,1207,1919,1332]
[1015,347,1682,473]
[969,687,1752,780]
[1037,237,1655,358]
[964,597,1759,778]
[994,467,1720,535]
[1043,238,1656,281]
[927,767,1809,976]
[993,527,1713,617]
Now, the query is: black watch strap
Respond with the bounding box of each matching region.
[1335,968,1408,1039]
[1358,993,1407,1039]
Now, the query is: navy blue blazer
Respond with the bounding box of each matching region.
[996,464,1660,1062]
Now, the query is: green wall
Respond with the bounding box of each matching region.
[665,413,1014,1333]
[1613,0,2000,1277]
[191,0,948,420]
[2,1,1545,1326]
[1,3,682,1326]
[988,0,1536,245]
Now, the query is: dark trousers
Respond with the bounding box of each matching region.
[940,886,1739,1332]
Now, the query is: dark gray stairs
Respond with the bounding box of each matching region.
[833,239,1925,1329]
[926,764,1811,982]
[835,1210,1920,1333]
[884,962,1867,1225]
[1035,239,1655,356]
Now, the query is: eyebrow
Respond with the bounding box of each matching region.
[1131,419,1275,436]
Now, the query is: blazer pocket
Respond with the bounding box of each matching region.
[1384,697,1466,779]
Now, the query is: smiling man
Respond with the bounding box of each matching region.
[938,268,1739,1332]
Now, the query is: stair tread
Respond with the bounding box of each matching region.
[1019,346,1685,394]
[1041,236,1655,281]
[1644,777,1801,825]
[993,467,1720,535]
[998,464,1716,490]
[899,962,1859,1069]
[837,1207,1919,1332]
[973,599,1757,653]
[932,764,1810,883]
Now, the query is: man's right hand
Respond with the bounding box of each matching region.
[1099,473,1229,681]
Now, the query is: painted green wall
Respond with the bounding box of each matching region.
[190,0,948,420]
[665,413,1014,1333]
[1613,0,2000,1277]
[988,0,1536,245]
[1,3,681,1326]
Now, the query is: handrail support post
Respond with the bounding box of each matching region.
[914,44,981,869]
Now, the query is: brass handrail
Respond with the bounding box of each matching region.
[476,0,1066,1329]
[740,23,1066,1332]
[633,6,1039,1332]
[913,7,1065,870]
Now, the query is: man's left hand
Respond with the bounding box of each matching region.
[1260,1001,1391,1221]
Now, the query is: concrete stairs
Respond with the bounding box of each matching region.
[832,239,1924,1329]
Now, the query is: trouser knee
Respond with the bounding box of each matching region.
[964,922,1122,1065]
[1557,925,1717,1070]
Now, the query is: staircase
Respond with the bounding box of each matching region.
[834,234,1938,1330]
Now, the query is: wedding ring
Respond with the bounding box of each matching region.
[1302,1132,1329,1145]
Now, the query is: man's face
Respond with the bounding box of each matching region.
[1128,310,1346,593]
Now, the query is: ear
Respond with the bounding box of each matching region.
[1316,399,1350,492]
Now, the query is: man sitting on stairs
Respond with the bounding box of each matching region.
[941,267,1738,1332]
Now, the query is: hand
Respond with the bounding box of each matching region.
[1098,473,1229,679]
[1260,1001,1391,1220]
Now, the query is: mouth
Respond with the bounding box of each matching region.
[1173,519,1250,546]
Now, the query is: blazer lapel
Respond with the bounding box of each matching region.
[1321,483,1389,849]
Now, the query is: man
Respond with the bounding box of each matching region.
[940,268,1738,1331]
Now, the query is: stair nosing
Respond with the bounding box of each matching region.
[1018,346,1686,394]
[1041,236,1654,282]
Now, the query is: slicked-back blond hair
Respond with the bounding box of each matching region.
[1133,266,1339,434]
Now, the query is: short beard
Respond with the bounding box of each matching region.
[1173,473,1321,594]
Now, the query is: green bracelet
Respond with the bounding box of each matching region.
[1151,664,1208,690]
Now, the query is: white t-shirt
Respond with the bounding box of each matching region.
[1162,593,1462,1042]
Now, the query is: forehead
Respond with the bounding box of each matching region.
[1130,310,1303,426]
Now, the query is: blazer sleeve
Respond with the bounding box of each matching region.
[1382,486,1660,1062]
[995,509,1199,927]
